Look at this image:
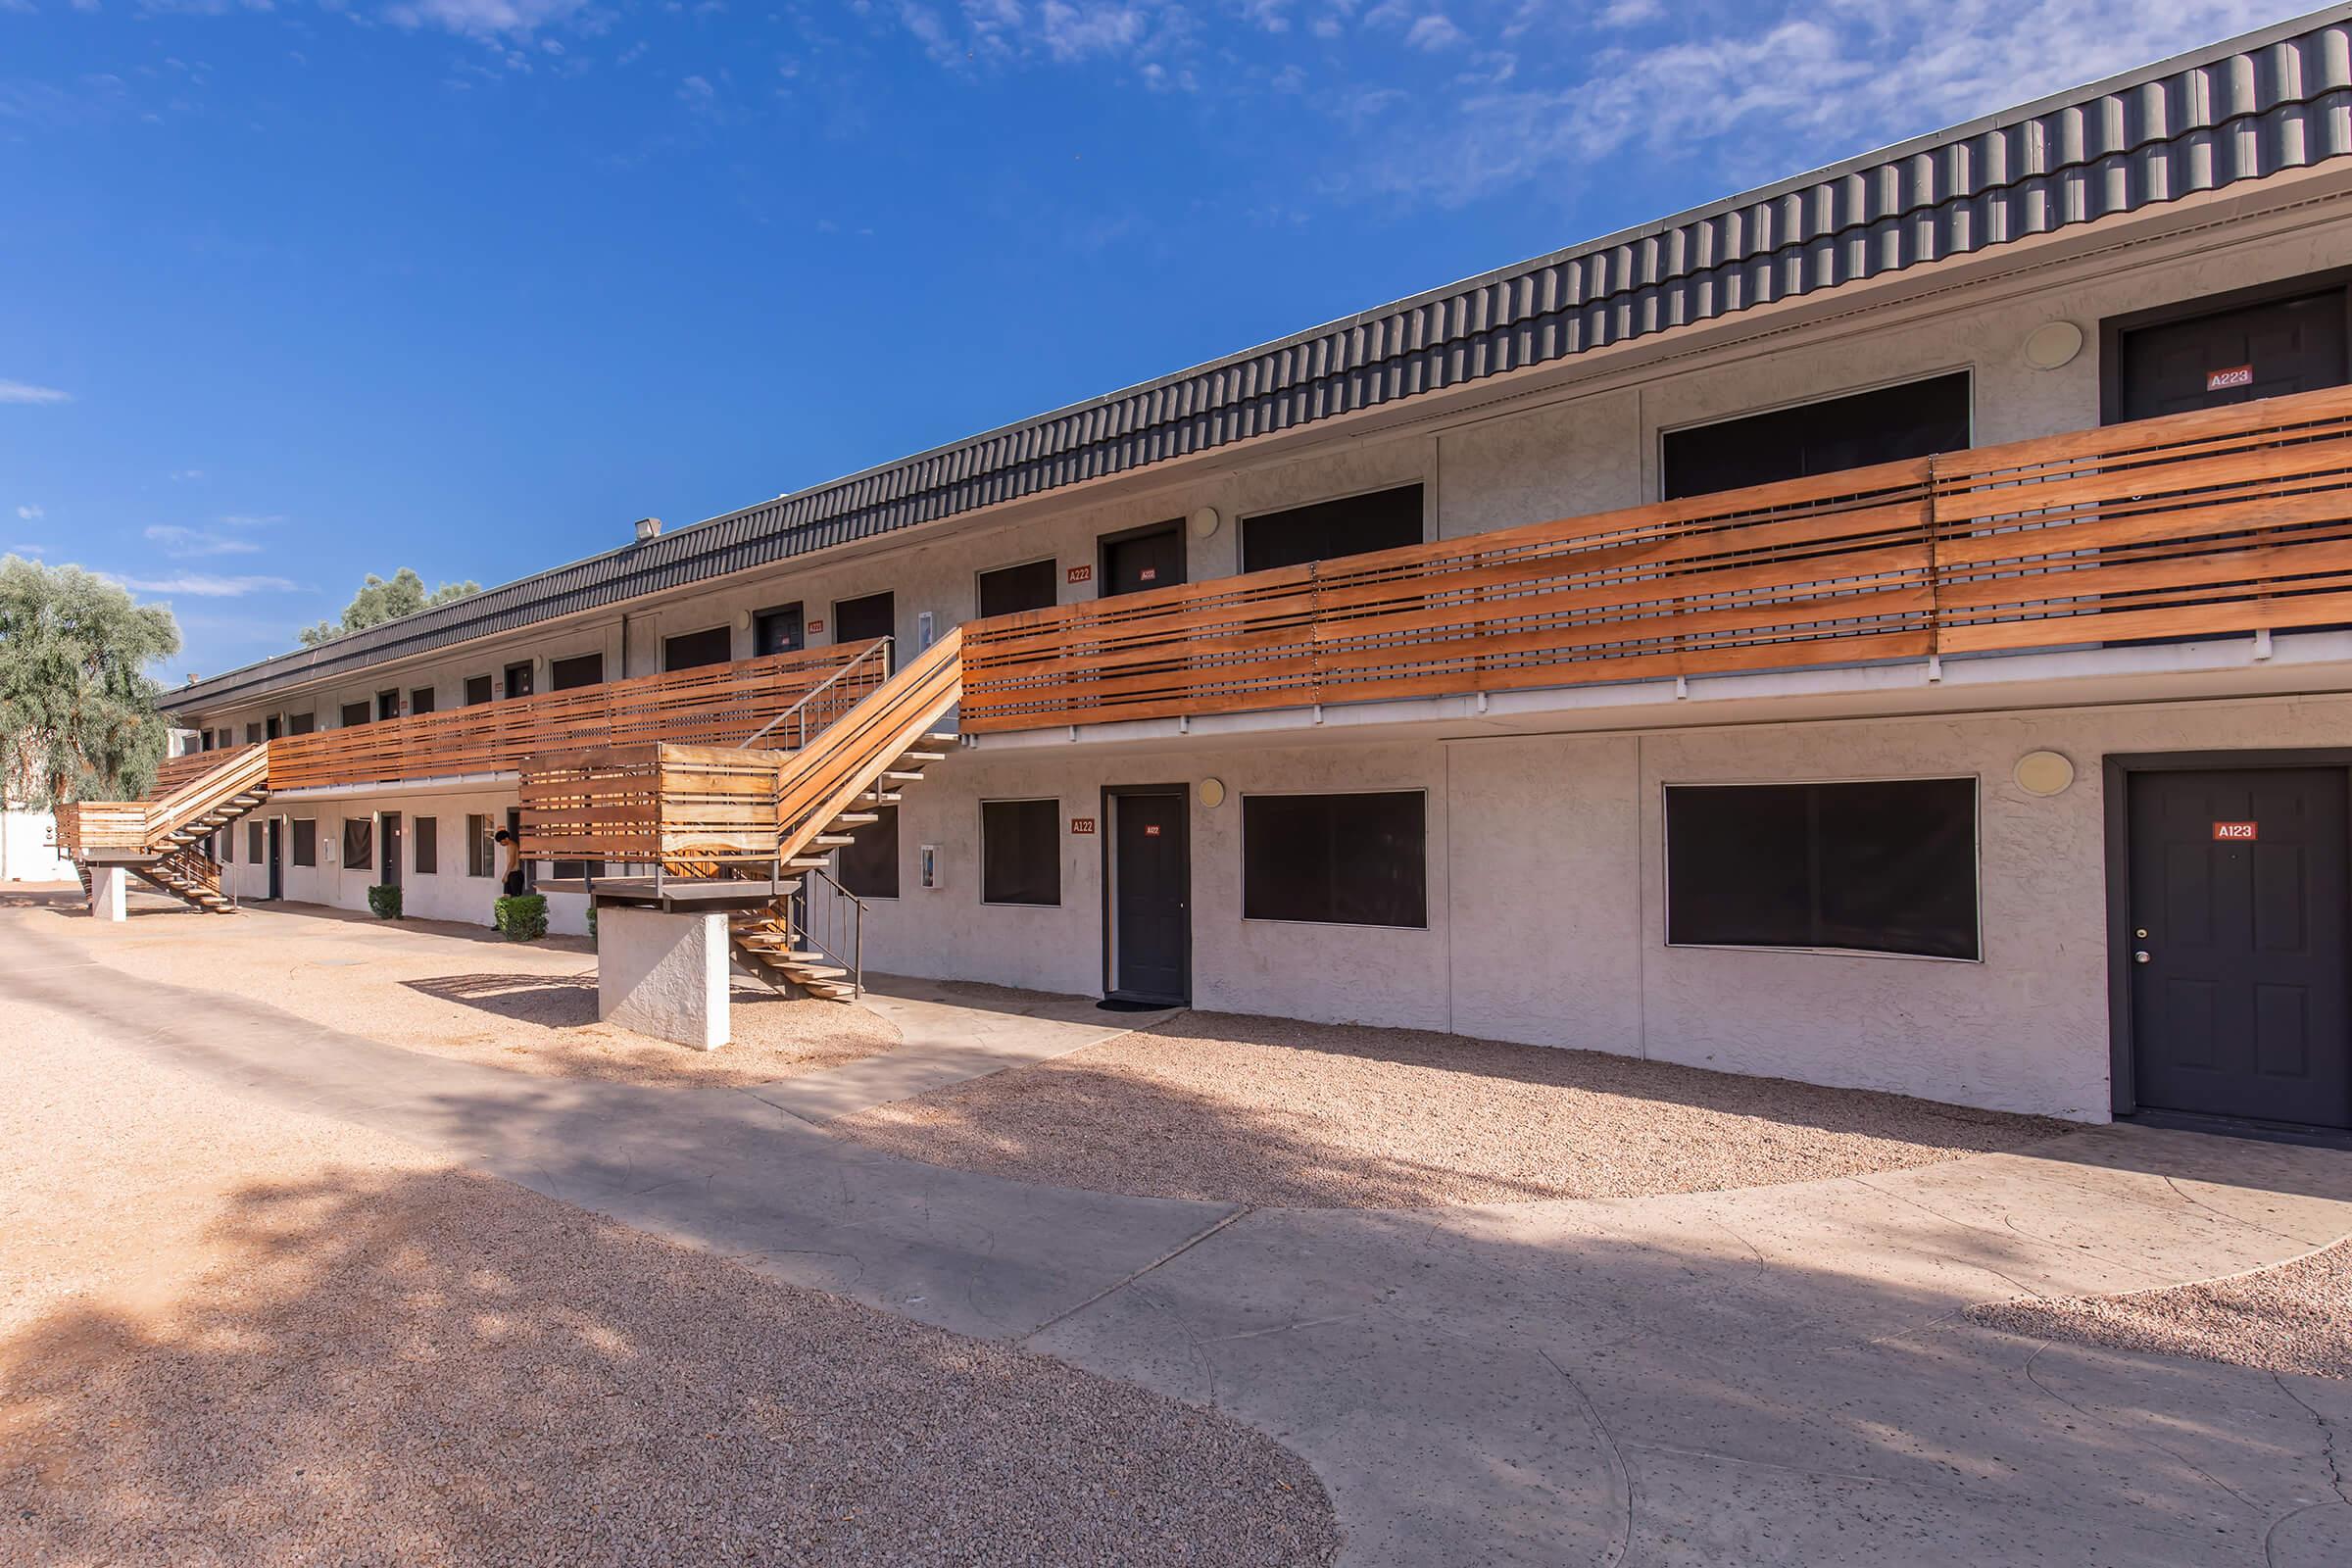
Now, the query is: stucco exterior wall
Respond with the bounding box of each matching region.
[843,692,2352,1122]
[219,786,590,936]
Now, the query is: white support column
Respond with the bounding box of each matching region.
[87,865,126,922]
[597,905,731,1050]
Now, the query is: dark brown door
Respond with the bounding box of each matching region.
[755,603,805,656]
[1108,789,1188,1004]
[1101,522,1184,597]
[267,819,281,901]
[2113,288,2349,421]
[2128,766,2351,1128]
[833,592,894,645]
[380,812,403,887]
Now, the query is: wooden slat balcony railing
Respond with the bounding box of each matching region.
[264,641,886,792]
[960,385,2352,731]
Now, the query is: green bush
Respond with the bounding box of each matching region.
[494,893,548,942]
[586,906,598,941]
[367,883,402,920]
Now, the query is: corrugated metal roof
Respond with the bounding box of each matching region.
[166,8,2352,714]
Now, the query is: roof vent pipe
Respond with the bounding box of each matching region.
[633,516,662,544]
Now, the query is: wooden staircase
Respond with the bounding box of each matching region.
[60,745,271,914]
[725,732,956,1001]
[721,631,965,1002]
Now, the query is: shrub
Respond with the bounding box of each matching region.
[494,893,548,942]
[367,883,402,920]
[586,906,598,941]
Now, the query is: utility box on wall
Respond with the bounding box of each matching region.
[919,844,940,890]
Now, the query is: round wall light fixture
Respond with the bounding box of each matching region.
[2014,750,2076,797]
[1198,777,1227,808]
[1189,506,1222,540]
[2023,320,2084,370]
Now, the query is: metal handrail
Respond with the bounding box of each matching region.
[736,638,893,753]
[794,862,866,999]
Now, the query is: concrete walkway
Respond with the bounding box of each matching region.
[4,913,2349,1566]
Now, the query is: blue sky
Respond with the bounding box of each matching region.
[1,0,2303,680]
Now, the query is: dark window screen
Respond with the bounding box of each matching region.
[245,723,263,745]
[247,821,264,862]
[550,652,605,691]
[663,626,732,671]
[1242,792,1426,928]
[1662,373,1971,501]
[342,818,372,869]
[286,712,315,736]
[410,687,436,716]
[1242,484,1424,573]
[339,701,370,728]
[1665,779,1979,959]
[292,819,317,866]
[838,805,899,899]
[977,560,1058,618]
[465,675,494,706]
[466,814,491,877]
[982,799,1059,906]
[415,816,438,875]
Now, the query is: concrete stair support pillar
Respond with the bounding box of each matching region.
[86,866,126,922]
[596,906,730,1051]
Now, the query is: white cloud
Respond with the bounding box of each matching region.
[145,523,262,557]
[112,572,299,598]
[1354,0,2287,206]
[7,544,44,558]
[380,0,590,38]
[0,380,71,406]
[1597,0,1659,24]
[170,468,205,481]
[15,504,41,521]
[1403,11,1463,50]
[216,513,284,527]
[1036,1,1147,61]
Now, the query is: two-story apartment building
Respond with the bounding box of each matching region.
[130,12,2352,1135]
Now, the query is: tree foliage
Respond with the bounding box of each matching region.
[299,568,480,647]
[0,555,182,807]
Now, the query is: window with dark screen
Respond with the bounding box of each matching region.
[1241,792,1426,928]
[339,701,370,728]
[977,560,1059,618]
[410,687,436,716]
[466,814,492,878]
[287,712,315,736]
[550,652,605,691]
[662,626,733,671]
[981,799,1059,906]
[1664,779,1979,959]
[292,819,318,866]
[247,821,264,862]
[1661,373,1971,501]
[1241,485,1424,573]
[837,805,899,899]
[245,723,263,745]
[414,816,438,875]
[342,817,372,870]
[465,674,494,706]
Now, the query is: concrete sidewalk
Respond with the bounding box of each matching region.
[4,915,2348,1566]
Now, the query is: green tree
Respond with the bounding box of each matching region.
[299,568,479,647]
[0,555,182,806]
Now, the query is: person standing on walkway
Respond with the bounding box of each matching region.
[493,827,526,899]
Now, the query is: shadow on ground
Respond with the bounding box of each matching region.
[831,1008,2077,1207]
[0,1163,1340,1568]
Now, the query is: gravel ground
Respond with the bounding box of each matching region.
[2,887,898,1088]
[0,997,1341,1567]
[1969,1237,2352,1379]
[835,1009,2070,1208]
